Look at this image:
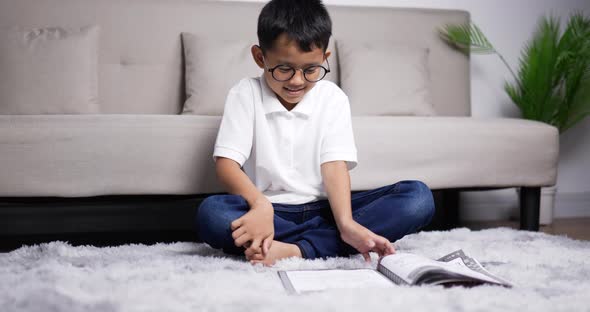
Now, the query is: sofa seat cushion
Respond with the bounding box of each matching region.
[0,115,558,197]
[0,114,224,196]
[350,116,559,190]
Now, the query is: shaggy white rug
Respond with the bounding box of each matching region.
[1,227,589,312]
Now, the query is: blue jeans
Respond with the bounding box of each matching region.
[196,180,435,260]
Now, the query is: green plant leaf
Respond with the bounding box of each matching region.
[555,11,590,132]
[440,12,590,133]
[562,73,590,132]
[511,16,561,123]
[504,81,526,115]
[439,22,496,54]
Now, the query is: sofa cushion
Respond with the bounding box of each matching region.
[0,1,471,116]
[0,114,225,196]
[180,33,261,115]
[337,40,436,116]
[181,33,339,115]
[349,116,558,190]
[0,115,558,196]
[0,25,100,114]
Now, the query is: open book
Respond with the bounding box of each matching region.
[278,249,512,294]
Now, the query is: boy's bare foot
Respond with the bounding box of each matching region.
[245,240,302,266]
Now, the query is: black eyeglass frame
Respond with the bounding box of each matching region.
[265,58,331,83]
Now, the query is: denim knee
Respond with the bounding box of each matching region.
[400,180,435,228]
[197,195,238,249]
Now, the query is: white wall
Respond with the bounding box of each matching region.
[221,0,590,220]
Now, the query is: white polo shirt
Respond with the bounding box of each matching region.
[213,74,358,205]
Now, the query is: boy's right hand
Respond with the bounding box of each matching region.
[339,220,395,262]
[230,197,274,256]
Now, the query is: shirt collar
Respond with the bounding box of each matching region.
[259,74,314,118]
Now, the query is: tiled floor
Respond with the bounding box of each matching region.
[462,217,590,241]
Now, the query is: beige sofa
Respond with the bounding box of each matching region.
[0,0,558,246]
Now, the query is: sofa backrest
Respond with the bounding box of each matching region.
[0,0,470,117]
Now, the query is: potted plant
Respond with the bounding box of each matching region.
[439,12,590,224]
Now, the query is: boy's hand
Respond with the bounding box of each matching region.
[231,197,274,255]
[339,220,396,262]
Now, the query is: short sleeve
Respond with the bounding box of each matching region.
[212,79,254,167]
[320,93,358,170]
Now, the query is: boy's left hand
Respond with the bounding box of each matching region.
[230,199,274,256]
[338,220,396,262]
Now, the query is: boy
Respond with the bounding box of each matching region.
[197,0,435,266]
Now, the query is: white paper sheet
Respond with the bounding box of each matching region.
[283,269,395,293]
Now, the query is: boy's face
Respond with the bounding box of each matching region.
[252,33,331,110]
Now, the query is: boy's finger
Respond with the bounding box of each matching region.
[375,237,392,252]
[250,253,265,261]
[377,243,395,257]
[378,237,395,254]
[250,238,262,253]
[376,246,386,258]
[245,247,263,258]
[230,218,243,231]
[231,227,247,240]
[234,233,251,247]
[374,235,388,246]
[369,238,386,256]
[244,247,255,258]
[388,244,396,254]
[262,238,271,256]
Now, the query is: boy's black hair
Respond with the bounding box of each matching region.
[257,0,332,54]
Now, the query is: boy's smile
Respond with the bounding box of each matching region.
[252,33,331,111]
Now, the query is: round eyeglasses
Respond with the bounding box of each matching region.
[265,58,331,83]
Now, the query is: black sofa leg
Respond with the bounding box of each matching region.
[443,189,460,230]
[426,189,460,231]
[519,187,541,231]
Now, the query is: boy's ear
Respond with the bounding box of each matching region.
[324,49,332,61]
[251,45,265,69]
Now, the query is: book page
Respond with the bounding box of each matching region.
[379,253,503,285]
[465,257,512,286]
[279,269,395,294]
[439,251,512,286]
[443,258,502,283]
[379,253,442,284]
